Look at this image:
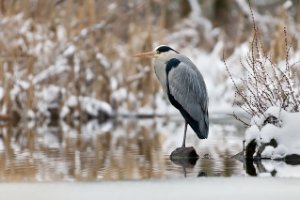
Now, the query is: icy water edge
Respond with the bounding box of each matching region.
[0,114,299,181]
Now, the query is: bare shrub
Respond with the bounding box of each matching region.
[224,1,300,126]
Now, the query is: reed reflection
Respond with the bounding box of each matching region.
[0,118,244,181]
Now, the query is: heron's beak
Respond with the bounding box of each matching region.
[134,51,155,59]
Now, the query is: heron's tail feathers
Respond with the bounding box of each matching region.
[189,111,209,139]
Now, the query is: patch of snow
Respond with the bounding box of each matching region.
[60,106,70,119]
[250,115,265,126]
[37,101,50,117]
[79,22,106,39]
[272,145,287,159]
[110,78,118,91]
[108,3,117,11]
[188,0,213,40]
[154,94,171,115]
[80,29,88,38]
[35,85,62,116]
[85,68,94,82]
[264,107,282,119]
[27,109,36,119]
[259,124,280,144]
[33,60,70,84]
[261,160,300,178]
[235,0,279,27]
[80,96,113,117]
[0,138,4,151]
[245,125,260,145]
[42,85,61,104]
[56,25,67,42]
[245,106,300,158]
[63,45,76,57]
[17,80,30,90]
[112,88,127,102]
[67,96,78,107]
[261,146,274,158]
[10,85,21,101]
[74,56,80,74]
[28,120,35,129]
[0,87,4,101]
[96,52,110,68]
[283,0,293,9]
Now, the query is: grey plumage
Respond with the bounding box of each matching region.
[135,45,209,147]
[167,55,209,139]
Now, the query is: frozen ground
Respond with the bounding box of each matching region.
[0,178,300,200]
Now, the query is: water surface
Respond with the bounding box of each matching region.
[0,115,298,181]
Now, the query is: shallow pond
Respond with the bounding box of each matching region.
[0,114,299,181]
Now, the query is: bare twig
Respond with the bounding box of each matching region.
[225,0,300,126]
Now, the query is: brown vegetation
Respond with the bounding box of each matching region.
[0,0,299,123]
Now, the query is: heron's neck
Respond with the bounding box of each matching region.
[154,58,168,93]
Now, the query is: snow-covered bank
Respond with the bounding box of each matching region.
[245,107,300,160]
[0,178,300,200]
[1,1,299,123]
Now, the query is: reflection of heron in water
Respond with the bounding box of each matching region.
[170,155,199,178]
[135,45,209,147]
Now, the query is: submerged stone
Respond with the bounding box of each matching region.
[170,147,199,167]
[170,146,199,158]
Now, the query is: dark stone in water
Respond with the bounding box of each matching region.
[170,146,199,158]
[197,171,208,177]
[285,154,300,165]
[245,157,257,176]
[270,170,277,177]
[170,147,199,168]
[235,139,300,177]
[245,139,257,159]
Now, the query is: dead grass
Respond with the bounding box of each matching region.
[0,0,299,122]
[0,0,163,121]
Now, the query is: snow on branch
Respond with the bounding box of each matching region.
[225,1,300,126]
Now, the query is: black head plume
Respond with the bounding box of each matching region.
[155,45,179,54]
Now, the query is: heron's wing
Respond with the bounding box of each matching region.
[167,60,209,139]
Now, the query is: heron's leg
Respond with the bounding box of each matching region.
[182,121,188,148]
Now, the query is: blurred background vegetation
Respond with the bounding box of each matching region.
[0,0,299,124]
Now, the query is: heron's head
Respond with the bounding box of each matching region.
[134,45,179,60]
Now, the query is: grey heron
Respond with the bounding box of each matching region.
[135,45,209,148]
